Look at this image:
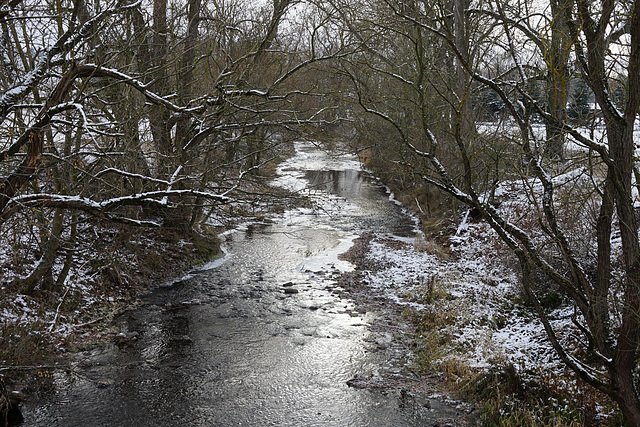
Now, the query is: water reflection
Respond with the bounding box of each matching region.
[21,144,461,426]
[305,169,415,238]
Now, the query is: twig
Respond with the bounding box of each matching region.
[74,306,122,328]
[48,286,69,332]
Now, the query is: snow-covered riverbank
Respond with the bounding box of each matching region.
[338,219,615,424]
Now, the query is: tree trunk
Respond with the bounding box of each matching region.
[592,172,614,354]
[19,207,64,294]
[610,121,640,425]
[176,0,201,155]
[544,0,570,160]
[453,0,474,136]
[55,212,77,289]
[150,0,173,178]
[0,130,44,217]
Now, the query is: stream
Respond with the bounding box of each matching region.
[21,142,465,426]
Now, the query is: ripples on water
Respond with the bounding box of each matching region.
[21,142,463,426]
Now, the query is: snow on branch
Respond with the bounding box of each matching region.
[75,64,187,113]
[1,188,231,225]
[161,165,184,204]
[0,0,141,124]
[223,89,268,98]
[1,60,194,163]
[95,168,173,186]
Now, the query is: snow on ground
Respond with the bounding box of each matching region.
[356,221,569,374]
[352,216,618,420]
[478,121,640,147]
[0,223,140,344]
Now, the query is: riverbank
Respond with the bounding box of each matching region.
[0,226,222,389]
[334,232,476,426]
[336,220,615,425]
[0,167,299,421]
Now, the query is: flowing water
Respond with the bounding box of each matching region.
[20,142,464,426]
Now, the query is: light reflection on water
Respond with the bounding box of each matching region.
[21,143,462,426]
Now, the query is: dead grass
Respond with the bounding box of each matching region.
[346,229,619,426]
[413,232,452,258]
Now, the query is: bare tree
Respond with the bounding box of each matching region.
[332,0,640,422]
[0,0,349,293]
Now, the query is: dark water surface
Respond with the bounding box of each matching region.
[21,143,463,426]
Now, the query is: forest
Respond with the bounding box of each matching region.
[1,0,639,424]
